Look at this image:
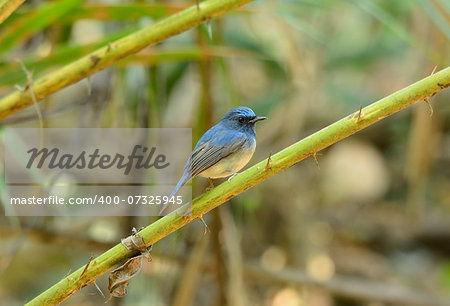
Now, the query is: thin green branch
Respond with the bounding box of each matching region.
[0,0,25,23]
[26,67,450,305]
[0,0,253,121]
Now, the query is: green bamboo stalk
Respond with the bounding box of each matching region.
[0,0,253,121]
[25,67,449,305]
[0,0,25,23]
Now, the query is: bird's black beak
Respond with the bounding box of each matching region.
[249,116,267,123]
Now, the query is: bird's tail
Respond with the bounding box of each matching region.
[159,173,190,215]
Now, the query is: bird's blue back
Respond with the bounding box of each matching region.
[194,121,250,150]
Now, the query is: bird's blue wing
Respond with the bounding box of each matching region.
[188,125,248,178]
[160,125,247,214]
[159,125,247,215]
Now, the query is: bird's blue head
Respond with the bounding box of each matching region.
[220,106,267,134]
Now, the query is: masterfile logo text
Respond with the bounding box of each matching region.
[4,128,192,217]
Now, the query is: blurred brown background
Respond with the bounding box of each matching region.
[0,0,449,305]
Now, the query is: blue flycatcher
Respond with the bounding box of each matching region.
[160,106,266,215]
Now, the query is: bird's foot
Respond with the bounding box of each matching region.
[226,171,239,182]
[205,178,215,191]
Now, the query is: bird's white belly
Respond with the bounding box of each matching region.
[199,142,256,179]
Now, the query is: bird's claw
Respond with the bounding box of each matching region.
[205,178,215,191]
[227,171,239,182]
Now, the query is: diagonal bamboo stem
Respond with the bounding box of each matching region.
[0,0,253,121]
[25,67,449,305]
[0,0,25,24]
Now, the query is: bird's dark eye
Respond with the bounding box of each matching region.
[238,116,245,123]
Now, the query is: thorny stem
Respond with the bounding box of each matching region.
[25,67,449,305]
[0,0,254,121]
